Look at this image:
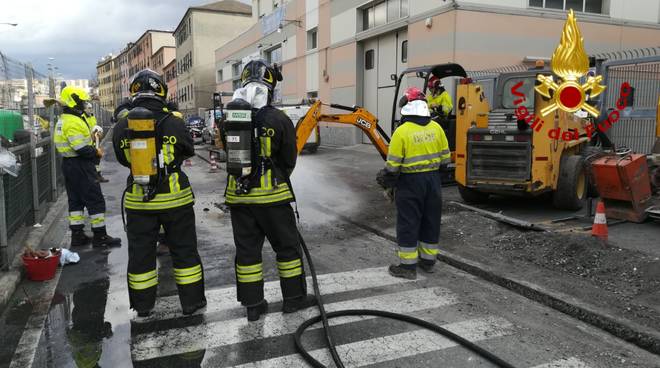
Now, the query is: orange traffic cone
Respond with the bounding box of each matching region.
[209,154,219,173]
[184,158,193,167]
[591,200,608,241]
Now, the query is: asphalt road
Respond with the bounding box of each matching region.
[1,141,659,367]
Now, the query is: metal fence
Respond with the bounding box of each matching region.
[598,56,660,154]
[0,52,113,269]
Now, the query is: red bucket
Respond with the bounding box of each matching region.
[22,252,60,281]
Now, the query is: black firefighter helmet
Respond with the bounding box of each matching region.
[129,69,167,102]
[240,59,282,91]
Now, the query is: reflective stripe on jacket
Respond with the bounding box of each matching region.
[54,114,93,158]
[385,119,450,174]
[225,106,296,206]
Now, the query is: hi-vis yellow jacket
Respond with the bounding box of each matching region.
[54,114,94,158]
[426,91,453,116]
[385,117,451,174]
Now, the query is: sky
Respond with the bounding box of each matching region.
[1,0,251,80]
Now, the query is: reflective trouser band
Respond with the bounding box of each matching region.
[277,258,302,278]
[398,246,418,265]
[236,263,263,283]
[419,242,439,260]
[125,193,194,211]
[173,264,203,285]
[128,269,158,290]
[90,213,105,228]
[68,211,85,225]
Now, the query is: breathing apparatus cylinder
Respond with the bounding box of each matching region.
[225,98,255,194]
[127,107,158,186]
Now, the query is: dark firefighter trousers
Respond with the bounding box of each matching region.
[62,157,106,232]
[126,205,205,312]
[395,171,442,269]
[230,204,307,306]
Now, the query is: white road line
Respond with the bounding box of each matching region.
[131,286,458,361]
[530,357,593,368]
[137,266,422,322]
[232,316,514,368]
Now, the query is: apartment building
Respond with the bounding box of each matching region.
[128,30,175,80]
[174,0,254,117]
[163,58,178,103]
[215,0,660,146]
[96,56,115,110]
[152,46,176,76]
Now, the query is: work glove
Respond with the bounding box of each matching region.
[376,168,398,189]
[92,125,104,135]
[96,148,104,158]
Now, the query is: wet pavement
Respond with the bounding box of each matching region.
[1,141,659,367]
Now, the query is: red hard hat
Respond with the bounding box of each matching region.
[399,87,425,108]
[427,76,440,90]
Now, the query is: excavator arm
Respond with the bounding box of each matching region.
[295,100,390,160]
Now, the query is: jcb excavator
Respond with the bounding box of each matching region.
[294,64,469,168]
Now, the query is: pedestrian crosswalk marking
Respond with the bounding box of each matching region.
[230,316,514,368]
[131,287,457,361]
[137,266,423,322]
[530,357,593,368]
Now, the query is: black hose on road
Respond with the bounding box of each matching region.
[294,230,517,368]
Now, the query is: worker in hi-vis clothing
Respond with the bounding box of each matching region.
[377,87,451,280]
[426,76,453,117]
[112,69,206,317]
[54,86,121,248]
[224,60,316,322]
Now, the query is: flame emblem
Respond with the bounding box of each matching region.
[535,10,606,117]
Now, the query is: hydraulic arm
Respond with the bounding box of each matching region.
[295,100,390,160]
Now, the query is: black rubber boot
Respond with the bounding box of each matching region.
[246,300,268,321]
[418,262,435,274]
[282,295,317,314]
[70,230,91,247]
[136,309,152,318]
[92,232,122,247]
[388,264,417,280]
[96,174,109,183]
[182,298,207,316]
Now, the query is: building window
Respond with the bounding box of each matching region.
[365,49,375,70]
[362,0,409,31]
[401,40,408,63]
[217,69,224,83]
[266,46,282,64]
[232,79,242,90]
[307,28,318,50]
[232,62,242,77]
[307,91,318,99]
[529,0,604,14]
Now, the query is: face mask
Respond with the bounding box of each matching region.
[232,82,269,109]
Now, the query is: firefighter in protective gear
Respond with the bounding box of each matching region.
[83,102,108,183]
[54,86,121,248]
[225,60,315,322]
[426,77,453,117]
[377,87,451,280]
[112,69,206,317]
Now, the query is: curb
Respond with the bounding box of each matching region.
[0,194,67,313]
[309,201,660,356]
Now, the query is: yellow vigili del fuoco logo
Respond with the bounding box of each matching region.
[535,10,606,118]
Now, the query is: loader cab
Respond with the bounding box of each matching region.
[390,63,467,151]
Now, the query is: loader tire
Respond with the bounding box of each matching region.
[581,145,603,197]
[458,184,489,204]
[553,154,587,211]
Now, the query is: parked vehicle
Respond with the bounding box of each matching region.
[186,117,204,145]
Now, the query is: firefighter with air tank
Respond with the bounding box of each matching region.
[112,69,206,317]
